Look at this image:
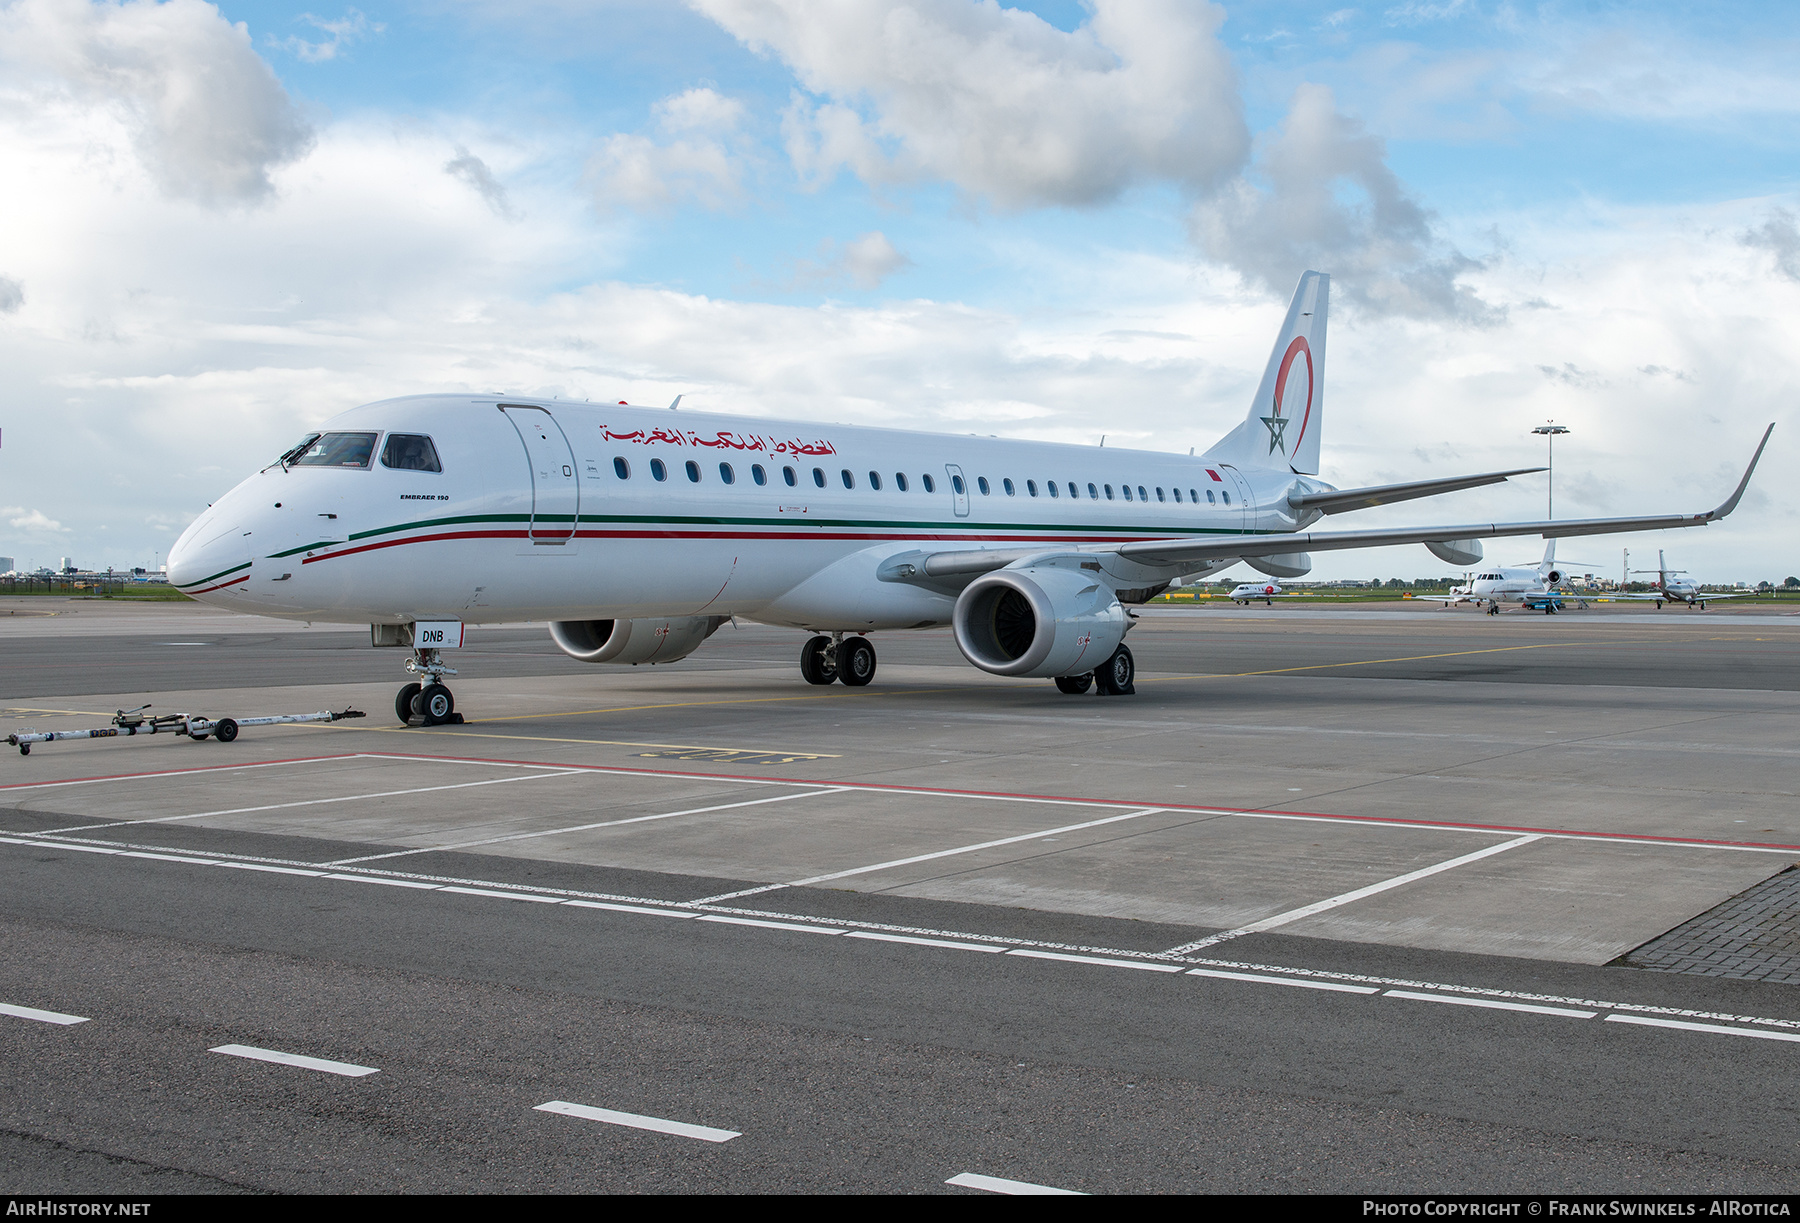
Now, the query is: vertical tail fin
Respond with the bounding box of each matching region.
[1202,271,1329,475]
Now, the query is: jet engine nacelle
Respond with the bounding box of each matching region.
[1246,551,1312,579]
[1545,568,1564,586]
[549,615,727,666]
[1426,538,1484,567]
[952,566,1128,679]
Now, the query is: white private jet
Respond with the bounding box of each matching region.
[1415,540,1600,614]
[1228,581,1285,605]
[166,272,1773,725]
[1609,551,1754,609]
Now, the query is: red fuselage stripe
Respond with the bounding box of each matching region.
[300,527,1177,565]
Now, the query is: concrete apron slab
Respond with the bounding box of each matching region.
[1273,836,1795,964]
[4,666,1799,968]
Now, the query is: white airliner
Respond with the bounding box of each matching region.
[1415,540,1595,614]
[1228,581,1285,605]
[1610,551,1752,609]
[166,272,1773,724]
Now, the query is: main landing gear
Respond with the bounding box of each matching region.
[801,633,877,687]
[1053,643,1136,697]
[395,647,465,727]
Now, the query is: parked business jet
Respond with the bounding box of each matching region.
[166,272,1772,725]
[1228,581,1285,605]
[1610,551,1753,609]
[1415,540,1596,614]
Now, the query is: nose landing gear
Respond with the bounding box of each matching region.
[397,648,464,727]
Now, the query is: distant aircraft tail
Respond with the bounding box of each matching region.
[1202,271,1329,476]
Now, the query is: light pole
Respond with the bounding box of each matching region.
[1532,422,1570,519]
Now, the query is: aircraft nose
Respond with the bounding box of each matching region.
[167,510,250,596]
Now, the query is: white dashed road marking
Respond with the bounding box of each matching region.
[1006,949,1186,973]
[1,1001,90,1025]
[844,931,1007,953]
[210,1044,380,1077]
[1188,968,1379,994]
[1384,990,1597,1019]
[946,1172,1084,1195]
[534,1100,741,1143]
[1604,1014,1800,1043]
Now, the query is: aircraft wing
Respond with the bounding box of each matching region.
[901,424,1773,582]
[1290,468,1545,515]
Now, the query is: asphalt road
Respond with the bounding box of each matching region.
[3,818,1797,1194]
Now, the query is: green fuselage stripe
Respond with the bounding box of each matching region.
[344,510,1275,542]
[174,560,251,588]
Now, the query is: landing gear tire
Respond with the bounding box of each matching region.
[839,637,877,687]
[414,684,455,725]
[1055,673,1093,695]
[396,682,422,726]
[213,718,239,744]
[1094,644,1136,696]
[800,635,836,685]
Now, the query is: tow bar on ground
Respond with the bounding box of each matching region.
[6,706,366,755]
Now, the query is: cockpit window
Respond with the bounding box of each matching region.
[276,433,322,467]
[292,432,379,469]
[380,433,442,473]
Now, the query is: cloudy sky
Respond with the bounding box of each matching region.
[1,0,1796,582]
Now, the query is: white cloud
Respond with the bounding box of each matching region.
[696,0,1247,209]
[272,8,381,63]
[1191,84,1491,320]
[0,277,21,312]
[655,85,746,132]
[3,506,68,533]
[589,86,753,211]
[0,0,314,204]
[785,231,911,291]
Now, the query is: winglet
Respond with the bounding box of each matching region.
[1704,423,1774,521]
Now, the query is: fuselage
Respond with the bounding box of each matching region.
[168,395,1326,631]
[1468,566,1552,603]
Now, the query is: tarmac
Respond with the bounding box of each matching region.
[2,596,1798,1193]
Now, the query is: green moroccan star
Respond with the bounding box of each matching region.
[1261,413,1289,454]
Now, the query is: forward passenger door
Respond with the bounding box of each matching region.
[500,405,579,544]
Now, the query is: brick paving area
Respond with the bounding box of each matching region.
[1616,867,1800,983]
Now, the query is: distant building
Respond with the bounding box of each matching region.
[0,556,11,573]
[58,556,73,574]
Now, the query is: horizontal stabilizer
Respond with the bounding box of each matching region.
[1292,468,1544,516]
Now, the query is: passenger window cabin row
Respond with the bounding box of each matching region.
[607,458,1233,505]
